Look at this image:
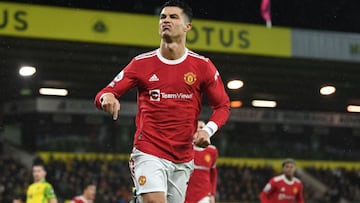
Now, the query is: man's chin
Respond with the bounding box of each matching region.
[161,33,173,42]
[161,32,170,37]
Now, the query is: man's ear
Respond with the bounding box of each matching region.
[184,22,192,32]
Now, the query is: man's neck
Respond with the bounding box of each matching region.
[34,179,44,183]
[82,195,91,200]
[160,40,186,60]
[284,174,293,181]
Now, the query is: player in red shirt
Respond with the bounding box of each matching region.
[185,121,218,203]
[70,183,96,203]
[259,158,304,203]
[94,0,230,202]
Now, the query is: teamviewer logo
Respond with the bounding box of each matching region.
[149,89,160,101]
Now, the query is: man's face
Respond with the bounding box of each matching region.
[84,185,96,200]
[159,6,191,40]
[32,165,46,182]
[283,162,296,177]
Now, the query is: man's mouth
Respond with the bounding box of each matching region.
[162,25,171,31]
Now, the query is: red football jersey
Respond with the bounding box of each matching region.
[185,145,218,203]
[260,174,304,203]
[70,196,93,203]
[95,49,230,162]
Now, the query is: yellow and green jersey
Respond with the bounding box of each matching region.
[26,180,56,203]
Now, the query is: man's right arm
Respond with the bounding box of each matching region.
[94,60,138,118]
[259,182,274,203]
[98,93,121,120]
[259,191,270,203]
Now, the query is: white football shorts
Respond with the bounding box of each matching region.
[129,148,194,203]
[198,196,211,203]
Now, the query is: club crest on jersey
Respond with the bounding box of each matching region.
[184,72,197,85]
[138,175,147,186]
[293,187,298,194]
[204,154,211,163]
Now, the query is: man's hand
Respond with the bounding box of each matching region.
[100,93,120,120]
[209,195,215,203]
[193,130,210,148]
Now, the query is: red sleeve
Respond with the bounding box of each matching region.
[297,182,305,203]
[210,147,218,195]
[94,59,138,109]
[69,198,78,203]
[210,166,217,195]
[259,180,275,203]
[259,191,271,203]
[203,60,230,129]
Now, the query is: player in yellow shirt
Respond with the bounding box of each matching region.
[26,163,58,203]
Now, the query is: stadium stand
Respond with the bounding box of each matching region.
[1,153,359,203]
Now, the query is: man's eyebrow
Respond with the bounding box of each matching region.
[161,13,178,15]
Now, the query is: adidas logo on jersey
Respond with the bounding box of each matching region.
[149,74,159,81]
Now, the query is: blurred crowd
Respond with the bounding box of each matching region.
[305,166,360,203]
[0,155,359,203]
[0,156,133,203]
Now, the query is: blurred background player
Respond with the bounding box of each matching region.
[26,163,58,203]
[13,194,25,203]
[70,182,96,203]
[259,158,304,203]
[185,120,218,203]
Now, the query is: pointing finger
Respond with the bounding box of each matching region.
[112,103,119,120]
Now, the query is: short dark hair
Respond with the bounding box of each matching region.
[282,158,296,167]
[161,0,193,22]
[32,163,46,171]
[83,180,96,190]
[13,194,26,202]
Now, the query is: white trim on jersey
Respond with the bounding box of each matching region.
[194,164,211,171]
[194,145,216,151]
[134,50,157,60]
[274,174,301,185]
[202,121,218,138]
[156,48,188,65]
[188,50,209,62]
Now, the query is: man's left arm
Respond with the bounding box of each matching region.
[297,183,305,203]
[203,62,231,135]
[210,147,218,197]
[194,63,230,147]
[210,161,218,201]
[45,185,58,203]
[209,147,218,203]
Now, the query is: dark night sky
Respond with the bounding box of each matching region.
[6,0,360,33]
